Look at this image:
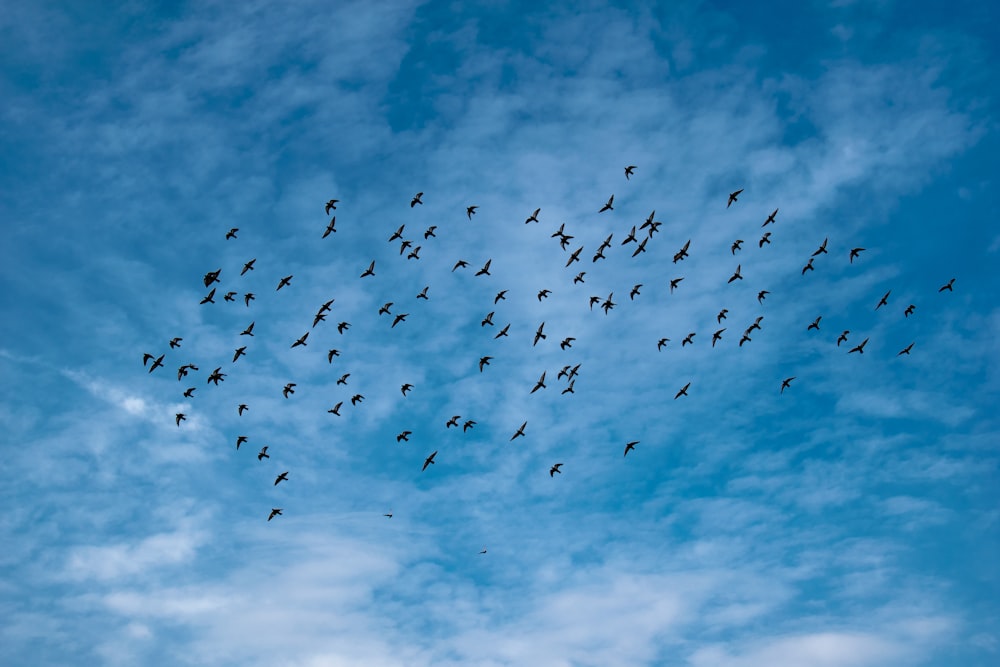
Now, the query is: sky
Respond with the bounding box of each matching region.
[1,1,998,665]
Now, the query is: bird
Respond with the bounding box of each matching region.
[631,238,648,257]
[241,258,256,275]
[748,316,764,332]
[574,271,586,284]
[530,371,547,394]
[566,246,583,266]
[244,293,255,306]
[396,431,412,443]
[257,446,269,461]
[169,337,182,349]
[624,441,638,457]
[351,394,364,405]
[467,205,478,219]
[589,296,601,310]
[200,288,216,305]
[728,264,742,283]
[670,277,684,294]
[391,313,408,328]
[808,316,821,331]
[328,402,343,416]
[476,259,492,276]
[812,238,829,257]
[849,338,869,354]
[801,259,815,275]
[731,240,743,255]
[533,322,546,346]
[673,239,691,263]
[757,290,769,304]
[717,309,728,323]
[495,323,510,339]
[452,260,469,271]
[494,290,507,304]
[223,291,237,302]
[479,356,492,372]
[630,284,642,300]
[318,299,335,314]
[898,342,914,356]
[276,275,293,291]
[416,286,429,300]
[739,333,751,347]
[525,208,541,224]
[624,165,636,179]
[939,278,955,292]
[422,451,437,471]
[268,508,282,521]
[622,226,637,245]
[682,332,695,346]
[207,367,226,385]
[274,472,288,486]
[379,302,393,316]
[549,463,563,476]
[446,416,461,428]
[712,328,725,347]
[674,382,691,399]
[233,346,247,362]
[241,321,255,336]
[510,421,527,440]
[203,269,222,287]
[236,435,247,450]
[360,261,375,278]
[759,232,772,248]
[560,337,575,350]
[327,349,341,363]
[238,404,248,416]
[904,304,915,318]
[145,353,163,372]
[538,289,551,301]
[322,217,337,238]
[657,338,670,351]
[780,377,795,394]
[727,189,743,207]
[388,224,405,242]
[410,192,423,207]
[479,547,487,555]
[763,208,778,226]
[336,373,349,386]
[183,387,195,398]
[849,247,865,263]
[291,332,309,348]
[325,199,339,214]
[876,290,891,310]
[384,511,393,519]
[401,383,413,396]
[282,383,296,398]
[599,195,614,212]
[175,413,186,426]
[424,226,437,239]
[337,322,351,334]
[837,330,850,347]
[561,380,575,395]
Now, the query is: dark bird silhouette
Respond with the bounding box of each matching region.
[631,238,648,257]
[169,337,182,349]
[452,260,469,272]
[849,337,869,354]
[525,208,541,224]
[673,240,691,263]
[533,322,547,346]
[327,349,340,363]
[446,416,461,428]
[549,463,563,476]
[328,402,343,416]
[538,289,551,301]
[739,333,751,347]
[495,323,510,339]
[624,441,638,457]
[268,508,282,521]
[323,217,337,238]
[837,330,849,347]
[479,547,487,554]
[325,199,339,214]
[422,450,437,471]
[407,245,422,261]
[148,354,164,373]
[274,471,288,486]
[511,421,527,440]
[410,192,423,207]
[560,337,575,350]
[904,304,915,318]
[781,377,795,394]
[396,431,411,442]
[244,293,255,307]
[224,291,237,302]
[236,435,247,450]
[203,269,221,287]
[757,290,769,304]
[574,271,586,284]
[258,446,269,461]
[241,258,256,275]
[388,225,405,242]
[622,226,637,245]
[748,316,764,333]
[589,295,601,310]
[463,419,476,432]
[238,403,248,416]
[731,240,743,255]
[336,373,349,386]
[939,278,955,292]
[712,328,726,347]
[183,387,195,398]
[175,413,186,426]
[670,277,683,294]
[467,205,478,219]
[207,367,226,385]
[674,382,690,399]
[318,299,335,314]
[479,356,492,372]
[495,290,507,304]
[233,346,247,362]
[143,352,155,367]
[391,313,408,328]
[416,286,429,300]
[561,380,575,394]
[401,383,413,396]
[624,165,636,179]
[282,383,296,398]
[398,240,413,256]
[384,511,393,518]
[360,261,375,278]
[241,321,255,336]
[337,322,351,334]
[759,232,772,248]
[530,371,547,394]
[763,208,778,226]
[291,332,309,348]
[657,338,669,351]
[876,290,891,310]
[682,332,695,347]
[567,246,583,266]
[801,259,815,275]
[728,264,742,283]
[898,342,914,356]
[379,302,393,316]
[424,226,437,239]
[808,316,821,331]
[351,394,364,405]
[630,284,642,300]
[718,309,728,323]
[812,238,828,257]
[276,275,293,291]
[599,195,614,212]
[200,288,216,305]
[476,259,492,276]
[727,189,743,208]
[849,247,865,263]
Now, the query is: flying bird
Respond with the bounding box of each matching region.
[200,288,216,304]
[175,413,186,426]
[757,290,769,304]
[876,290,891,310]
[452,260,469,271]
[780,377,795,394]
[238,404,248,416]
[379,302,393,316]
[446,416,460,428]
[566,246,583,266]
[904,304,915,318]
[233,346,247,362]
[336,373,350,385]
[849,337,869,354]
[236,435,247,450]
[682,332,695,347]
[476,259,492,276]
[495,323,510,339]
[495,290,507,304]
[538,289,551,301]
[728,264,743,283]
[670,277,684,294]
[631,237,648,257]
[837,330,850,347]
[717,309,728,323]
[624,441,638,457]
[731,240,743,255]
[574,271,586,284]
[801,258,815,275]
[148,354,164,373]
[622,226,637,245]
[599,195,614,212]
[530,371,547,394]
[274,471,288,486]
[849,247,865,263]
[360,261,375,278]
[244,293,255,306]
[416,286,429,299]
[396,431,412,443]
[561,380,575,394]
[407,246,421,260]
[630,284,642,300]
[424,226,437,238]
[479,356,492,372]
[712,328,726,347]
[328,402,343,416]
[657,338,670,351]
[276,275,293,290]
[291,332,309,348]
[351,394,364,405]
[268,508,282,521]
[898,342,914,356]
[169,337,182,349]
[763,208,778,226]
[257,446,269,461]
[223,291,236,302]
[388,225,405,242]
[624,165,636,179]
[325,199,339,214]
[327,349,340,363]
[401,383,413,396]
[337,321,351,334]
[282,383,296,398]
[525,208,541,224]
[422,450,437,471]
[322,217,337,238]
[467,205,478,219]
[727,189,743,208]
[812,238,828,256]
[674,382,691,399]
[759,232,772,248]
[203,269,221,287]
[549,463,563,476]
[533,322,546,346]
[808,316,821,331]
[939,278,955,292]
[241,321,255,336]
[510,421,527,440]
[391,313,408,328]
[241,258,256,275]
[560,337,575,350]
[183,387,195,398]
[207,368,226,384]
[410,192,423,207]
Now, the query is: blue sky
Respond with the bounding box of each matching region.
[1,1,998,665]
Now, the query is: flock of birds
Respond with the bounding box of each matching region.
[142,165,956,532]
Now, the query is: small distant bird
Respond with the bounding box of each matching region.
[322,217,337,238]
[407,246,422,260]
[538,289,551,301]
[203,269,221,287]
[401,383,413,396]
[351,394,364,405]
[268,508,282,521]
[338,322,351,334]
[525,208,541,224]
[142,353,156,367]
[175,413,186,426]
[876,290,891,310]
[360,261,375,278]
[599,195,614,212]
[566,247,583,266]
[495,323,510,339]
[479,547,487,554]
[549,463,563,476]
[533,322,546,346]
[592,248,606,263]
[318,299,335,314]
[561,380,575,395]
[589,296,601,310]
[939,278,955,292]
[849,337,869,354]
[670,277,683,294]
[712,328,726,347]
[446,416,460,428]
[424,226,437,239]
[624,165,636,179]
[422,450,437,471]
[238,404,248,416]
[657,338,669,351]
[391,313,408,328]
[452,260,469,271]
[241,258,256,275]
[718,309,728,323]
[327,349,340,363]
[624,441,638,457]
[749,316,764,332]
[388,224,405,242]
[148,354,164,373]
[410,192,423,207]
[728,264,742,283]
[384,511,393,518]
[379,302,393,316]
[224,291,236,302]
[257,446,269,461]
[241,321,255,336]
[495,290,507,304]
[739,333,751,347]
[763,209,778,226]
[673,239,691,263]
[849,247,865,263]
[682,332,695,346]
[780,377,795,394]
[325,199,339,214]
[274,471,288,486]
[463,420,476,432]
[479,356,492,372]
[574,272,586,284]
[291,332,309,348]
[207,367,225,385]
[530,371,547,394]
[837,330,850,347]
[200,288,216,305]
[396,431,411,443]
[731,240,743,255]
[674,382,690,399]
[398,239,412,255]
[622,226,637,245]
[808,316,821,331]
[757,290,769,304]
[169,337,182,349]
[560,337,575,350]
[276,275,293,291]
[244,293,255,307]
[904,304,915,318]
[727,189,743,208]
[183,387,195,398]
[467,205,478,219]
[236,436,247,450]
[416,286,429,299]
[801,258,815,275]
[282,383,296,398]
[336,373,349,385]
[631,238,648,257]
[233,346,247,362]
[510,421,527,441]
[759,232,772,248]
[812,238,828,256]
[328,402,342,416]
[898,342,914,356]
[630,284,642,300]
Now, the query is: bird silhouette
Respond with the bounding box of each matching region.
[731,240,743,255]
[467,205,478,219]
[401,383,413,396]
[396,431,412,443]
[566,246,583,266]
[537,289,551,301]
[780,377,795,394]
[233,346,247,362]
[291,332,309,348]
[560,337,575,350]
[241,321,255,336]
[728,265,742,283]
[241,258,256,275]
[511,421,527,440]
[244,293,255,306]
[257,446,269,461]
[322,217,337,238]
[849,247,865,263]
[812,238,828,256]
[530,371,547,394]
[422,450,437,471]
[391,313,408,328]
[757,290,769,304]
[336,373,349,385]
[388,225,405,242]
[446,416,461,428]
[759,232,771,248]
[148,354,164,373]
[763,208,778,226]
[479,356,492,372]
[183,387,195,398]
[274,471,288,486]
[351,394,364,405]
[837,330,850,347]
[238,404,248,416]
[630,284,642,300]
[525,208,541,224]
[424,226,437,239]
[495,290,507,304]
[599,195,614,212]
[717,309,728,323]
[801,258,815,275]
[268,508,282,521]
[549,463,563,476]
[533,322,547,346]
[360,261,375,278]
[169,337,182,349]
[712,328,726,347]
[236,435,247,450]
[939,278,955,292]
[561,380,575,395]
[625,165,636,179]
[670,277,684,294]
[849,338,869,354]
[175,413,186,426]
[200,288,216,305]
[328,402,343,416]
[416,286,429,300]
[657,338,670,351]
[282,383,296,398]
[682,332,695,346]
[876,290,891,310]
[276,275,293,291]
[622,226,637,245]
[631,238,648,257]
[223,291,237,302]
[452,260,469,271]
[410,192,423,207]
[898,342,914,356]
[574,271,586,284]
[476,259,492,276]
[624,441,638,457]
[379,302,393,316]
[338,322,351,334]
[325,199,338,214]
[727,189,743,207]
[495,323,510,339]
[203,269,221,287]
[674,382,690,399]
[327,349,340,363]
[904,304,915,318]
[808,316,821,331]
